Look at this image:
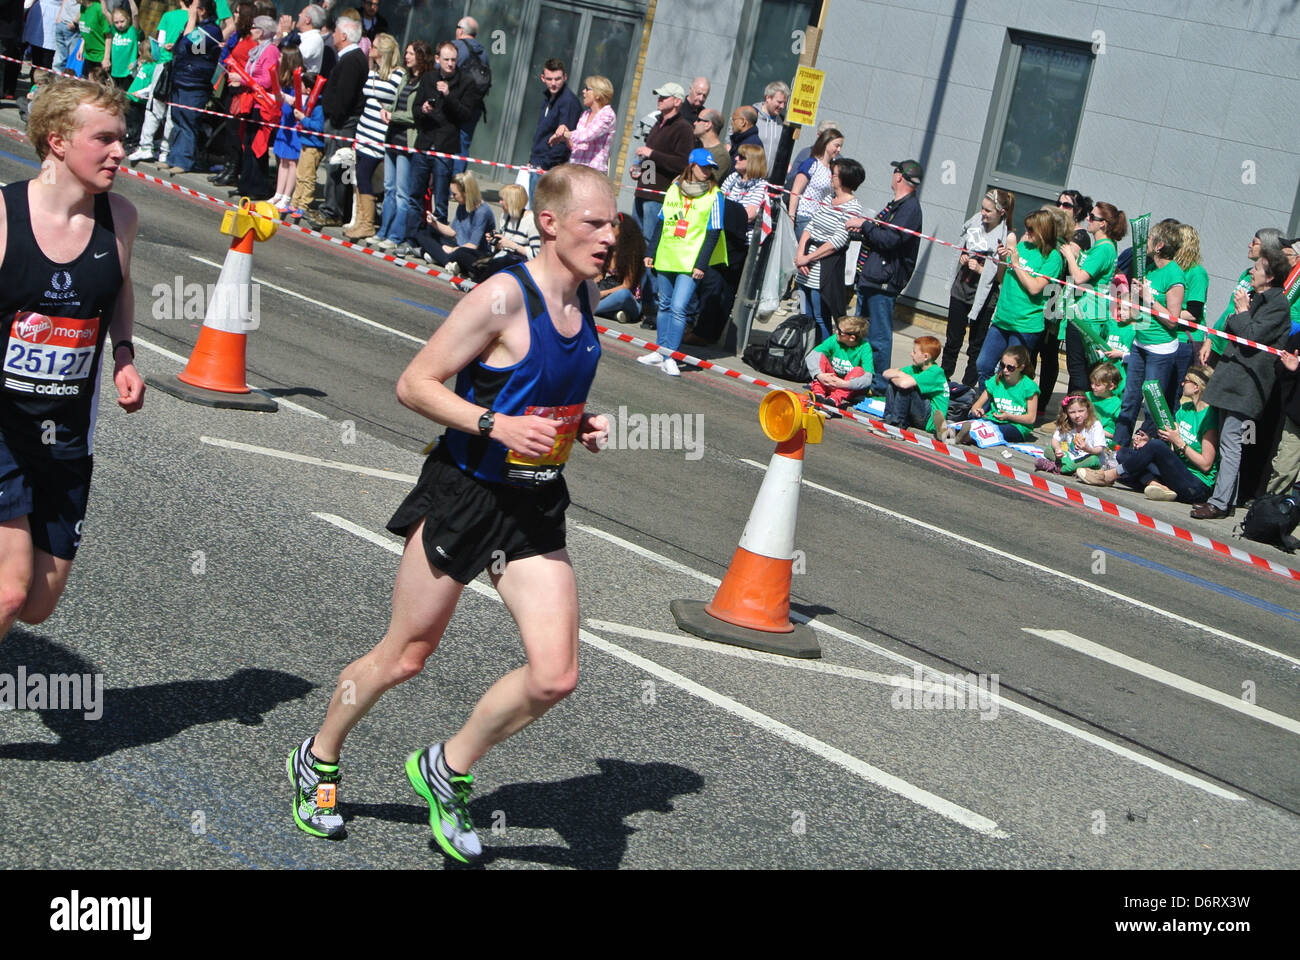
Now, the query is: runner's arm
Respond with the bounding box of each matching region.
[108,195,145,412]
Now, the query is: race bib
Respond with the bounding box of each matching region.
[3,312,101,398]
[504,402,585,484]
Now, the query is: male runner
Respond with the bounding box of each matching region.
[288,163,616,862]
[0,78,145,640]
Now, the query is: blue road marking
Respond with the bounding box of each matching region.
[393,297,448,318]
[0,146,40,169]
[1086,542,1300,624]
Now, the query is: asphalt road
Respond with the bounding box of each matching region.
[0,134,1297,872]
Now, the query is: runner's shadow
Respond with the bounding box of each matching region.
[349,758,704,870]
[0,629,314,762]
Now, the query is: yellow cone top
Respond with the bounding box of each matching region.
[221,198,279,242]
[759,390,824,445]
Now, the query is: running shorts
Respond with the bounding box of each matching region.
[386,445,569,584]
[0,435,94,560]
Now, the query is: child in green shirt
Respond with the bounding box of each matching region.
[106,0,142,91]
[806,315,873,408]
[1086,361,1122,439]
[882,335,950,433]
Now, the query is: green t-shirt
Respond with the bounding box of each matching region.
[216,0,232,19]
[79,3,110,63]
[811,335,873,379]
[1102,318,1137,393]
[126,59,158,100]
[1068,238,1117,328]
[904,362,949,431]
[1177,262,1210,343]
[109,25,141,78]
[155,7,190,64]
[994,242,1062,334]
[1175,401,1219,487]
[1089,390,1121,438]
[1211,268,1252,356]
[983,374,1040,425]
[1132,260,1185,347]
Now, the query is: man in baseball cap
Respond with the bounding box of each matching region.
[653,81,686,101]
[891,159,923,186]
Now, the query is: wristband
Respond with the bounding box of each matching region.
[114,340,135,360]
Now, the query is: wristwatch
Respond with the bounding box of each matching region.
[477,409,495,437]
[113,340,135,360]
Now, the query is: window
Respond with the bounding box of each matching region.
[738,0,814,108]
[975,32,1094,233]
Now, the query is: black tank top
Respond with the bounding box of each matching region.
[0,180,122,460]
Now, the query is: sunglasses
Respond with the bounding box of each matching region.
[1086,213,1103,222]
[837,329,860,337]
[998,362,1019,372]
[1058,199,1073,207]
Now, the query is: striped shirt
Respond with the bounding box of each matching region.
[721,173,768,217]
[356,67,406,159]
[499,212,541,260]
[567,105,616,174]
[800,195,863,288]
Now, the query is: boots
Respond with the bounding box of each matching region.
[343,194,376,242]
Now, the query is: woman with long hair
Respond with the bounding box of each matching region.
[208,0,256,187]
[943,188,1014,385]
[975,208,1062,386]
[1060,200,1125,394]
[720,143,769,224]
[552,75,616,174]
[345,32,404,242]
[1171,223,1210,399]
[595,213,647,323]
[793,157,865,340]
[1057,188,1093,250]
[788,126,843,241]
[375,40,432,249]
[401,171,495,270]
[469,183,541,279]
[231,14,281,200]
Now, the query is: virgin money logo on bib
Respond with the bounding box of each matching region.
[14,312,53,344]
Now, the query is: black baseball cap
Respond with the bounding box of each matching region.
[891,159,923,185]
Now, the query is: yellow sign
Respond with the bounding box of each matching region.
[788,66,825,127]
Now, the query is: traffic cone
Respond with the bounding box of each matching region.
[671,390,824,659]
[148,199,280,411]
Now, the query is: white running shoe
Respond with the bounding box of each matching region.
[127,147,153,164]
[637,352,663,366]
[662,357,680,376]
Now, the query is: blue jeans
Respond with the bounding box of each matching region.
[167,86,209,172]
[858,288,896,393]
[976,323,1042,389]
[1113,345,1176,448]
[798,286,830,339]
[1171,340,1198,404]
[883,383,932,429]
[655,272,698,350]
[453,123,476,175]
[408,151,453,223]
[636,197,663,317]
[595,287,640,321]
[54,21,78,72]
[379,148,413,241]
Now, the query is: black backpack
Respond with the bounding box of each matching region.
[743,313,820,382]
[946,382,978,422]
[460,48,492,97]
[1237,493,1300,553]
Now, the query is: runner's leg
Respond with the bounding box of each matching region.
[0,518,73,633]
[442,548,579,773]
[311,519,464,761]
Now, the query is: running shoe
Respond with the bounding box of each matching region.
[637,351,663,366]
[287,737,345,838]
[406,743,482,863]
[662,357,680,376]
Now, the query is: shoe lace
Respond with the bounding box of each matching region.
[449,773,474,827]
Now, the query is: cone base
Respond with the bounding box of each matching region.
[147,374,279,412]
[671,599,821,659]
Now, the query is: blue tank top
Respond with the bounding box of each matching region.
[441,264,601,486]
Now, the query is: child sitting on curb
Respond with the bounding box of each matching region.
[1087,361,1122,440]
[805,315,873,408]
[881,335,949,434]
[945,345,1040,446]
[1036,394,1106,474]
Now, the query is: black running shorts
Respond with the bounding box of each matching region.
[386,447,569,584]
[0,435,93,560]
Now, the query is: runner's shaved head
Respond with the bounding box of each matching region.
[533,163,615,220]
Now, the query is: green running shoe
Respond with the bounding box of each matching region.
[287,737,345,838]
[406,743,481,862]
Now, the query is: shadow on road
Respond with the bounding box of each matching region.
[348,757,705,869]
[0,629,314,761]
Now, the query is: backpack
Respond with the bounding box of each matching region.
[1237,493,1300,553]
[946,382,978,423]
[460,46,491,97]
[743,313,820,382]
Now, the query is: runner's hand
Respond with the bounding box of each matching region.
[579,413,610,452]
[494,414,559,458]
[114,360,145,413]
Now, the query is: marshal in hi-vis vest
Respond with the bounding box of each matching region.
[653,183,728,274]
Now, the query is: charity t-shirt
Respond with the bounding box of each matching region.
[904,362,949,431]
[1133,259,1185,348]
[1088,390,1121,438]
[1175,401,1219,487]
[79,3,110,62]
[126,59,158,100]
[154,7,190,64]
[109,25,142,78]
[1102,318,1137,393]
[1211,268,1252,356]
[993,241,1062,334]
[1177,262,1209,343]
[811,334,873,378]
[983,373,1040,424]
[1068,238,1116,328]
[1053,420,1106,461]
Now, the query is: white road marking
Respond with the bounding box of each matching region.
[190,255,428,346]
[205,437,419,482]
[569,526,1242,800]
[135,335,327,419]
[1023,629,1300,737]
[739,458,1300,669]
[310,511,1008,837]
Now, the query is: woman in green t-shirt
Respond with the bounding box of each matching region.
[1061,200,1126,395]
[106,0,142,91]
[1199,228,1288,366]
[1172,222,1210,398]
[1112,218,1185,447]
[955,344,1040,444]
[76,0,112,73]
[976,209,1061,386]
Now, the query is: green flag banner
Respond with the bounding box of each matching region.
[1142,380,1176,434]
[1067,313,1110,365]
[1130,213,1151,284]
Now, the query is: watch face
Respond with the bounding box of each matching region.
[479,412,494,434]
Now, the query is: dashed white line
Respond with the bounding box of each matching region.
[205,438,419,482]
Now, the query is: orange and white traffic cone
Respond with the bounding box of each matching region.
[148,198,280,411]
[671,390,825,658]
